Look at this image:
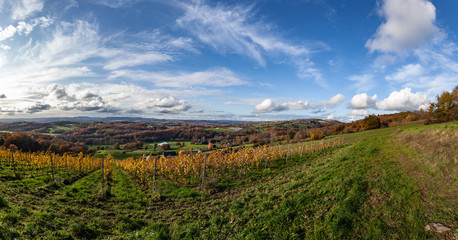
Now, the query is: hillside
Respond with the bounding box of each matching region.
[0,121,456,239]
[0,119,341,157]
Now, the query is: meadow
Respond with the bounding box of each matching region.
[0,122,456,239]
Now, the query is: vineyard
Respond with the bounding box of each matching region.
[0,150,102,179]
[0,122,456,239]
[0,138,343,189]
[118,138,344,187]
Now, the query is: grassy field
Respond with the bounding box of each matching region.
[93,142,209,160]
[0,122,456,239]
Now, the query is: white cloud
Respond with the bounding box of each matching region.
[350,109,369,116]
[348,74,375,92]
[376,88,427,111]
[0,25,17,41]
[385,63,424,82]
[252,93,346,114]
[145,97,176,108]
[0,44,10,50]
[253,99,311,113]
[109,67,246,88]
[35,20,100,67]
[285,100,310,111]
[59,99,117,113]
[18,84,118,113]
[167,37,199,54]
[92,0,142,8]
[366,0,439,54]
[385,46,458,95]
[177,1,326,85]
[326,93,345,107]
[326,113,334,120]
[0,20,99,94]
[98,30,199,70]
[349,93,377,109]
[0,81,223,117]
[61,0,78,11]
[0,17,53,42]
[11,0,43,20]
[25,102,51,113]
[142,96,191,113]
[0,15,231,118]
[253,99,287,113]
[103,51,172,70]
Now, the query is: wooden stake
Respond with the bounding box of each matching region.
[264,148,269,168]
[51,155,55,182]
[12,152,17,177]
[202,154,208,186]
[153,157,157,192]
[101,157,105,184]
[239,150,246,177]
[287,145,290,161]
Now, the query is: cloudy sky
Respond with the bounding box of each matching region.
[0,0,457,121]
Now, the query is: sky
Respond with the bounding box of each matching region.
[0,0,457,122]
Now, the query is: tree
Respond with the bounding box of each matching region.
[362,115,381,130]
[310,128,324,140]
[114,142,120,150]
[160,143,170,151]
[288,131,295,140]
[451,86,458,118]
[4,133,40,152]
[428,86,458,123]
[135,141,144,149]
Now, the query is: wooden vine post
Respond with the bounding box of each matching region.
[153,157,157,192]
[239,149,246,177]
[50,155,55,182]
[264,148,269,169]
[201,154,208,186]
[11,152,17,178]
[101,157,105,185]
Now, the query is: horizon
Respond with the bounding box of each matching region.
[0,115,340,123]
[0,0,457,122]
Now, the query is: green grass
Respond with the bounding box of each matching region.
[0,122,456,239]
[93,142,209,160]
[62,170,103,201]
[112,168,146,201]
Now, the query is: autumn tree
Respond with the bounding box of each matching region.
[4,133,40,152]
[160,143,170,151]
[114,142,120,150]
[362,115,381,130]
[310,128,324,140]
[428,86,458,123]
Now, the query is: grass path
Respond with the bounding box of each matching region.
[112,167,146,201]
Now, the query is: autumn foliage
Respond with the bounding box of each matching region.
[1,132,87,154]
[427,86,458,123]
[118,138,343,185]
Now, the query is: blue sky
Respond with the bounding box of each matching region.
[0,0,457,121]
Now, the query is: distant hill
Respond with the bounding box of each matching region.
[0,116,246,124]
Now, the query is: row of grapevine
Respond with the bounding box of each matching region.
[0,149,109,182]
[118,138,343,187]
